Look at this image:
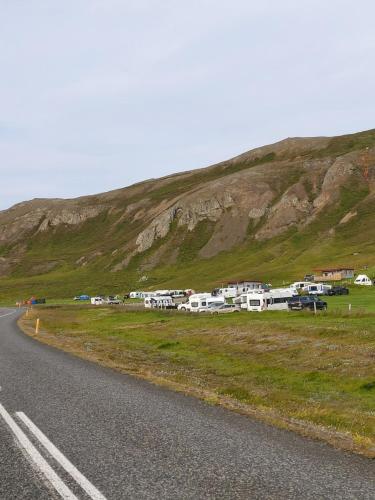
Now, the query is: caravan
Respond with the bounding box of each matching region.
[144,296,175,309]
[91,296,105,305]
[243,288,296,312]
[302,283,331,295]
[354,274,373,286]
[212,288,237,299]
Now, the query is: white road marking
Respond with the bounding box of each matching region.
[0,403,77,500]
[17,412,107,500]
[0,311,17,318]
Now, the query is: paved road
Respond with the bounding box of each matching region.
[0,308,374,499]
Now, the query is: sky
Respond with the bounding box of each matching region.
[1,0,374,210]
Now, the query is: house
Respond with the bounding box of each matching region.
[313,267,354,282]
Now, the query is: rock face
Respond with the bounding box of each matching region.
[0,129,375,277]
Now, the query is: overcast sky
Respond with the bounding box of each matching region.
[1,1,374,209]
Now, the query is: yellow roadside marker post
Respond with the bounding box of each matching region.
[35,318,40,334]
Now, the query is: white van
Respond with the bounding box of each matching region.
[244,288,295,312]
[354,274,373,286]
[178,293,225,313]
[144,296,175,309]
[302,283,331,295]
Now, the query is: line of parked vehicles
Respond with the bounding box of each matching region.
[135,281,343,314]
[74,272,373,314]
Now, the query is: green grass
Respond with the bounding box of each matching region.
[21,304,375,455]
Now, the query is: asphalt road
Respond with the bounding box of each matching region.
[0,308,374,499]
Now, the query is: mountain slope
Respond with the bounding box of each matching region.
[1,129,375,300]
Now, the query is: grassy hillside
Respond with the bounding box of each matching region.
[0,129,374,302]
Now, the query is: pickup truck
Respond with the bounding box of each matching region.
[288,295,327,311]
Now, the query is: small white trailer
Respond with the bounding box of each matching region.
[91,296,105,305]
[354,274,373,286]
[290,281,313,292]
[215,288,238,299]
[243,288,295,312]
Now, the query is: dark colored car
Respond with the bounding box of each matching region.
[327,286,349,296]
[288,295,327,311]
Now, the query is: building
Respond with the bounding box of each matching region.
[313,267,354,282]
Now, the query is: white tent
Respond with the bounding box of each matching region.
[354,274,373,286]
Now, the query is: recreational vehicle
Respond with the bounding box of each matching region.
[91,297,105,305]
[244,288,296,312]
[302,283,331,295]
[212,287,237,299]
[129,291,144,299]
[290,281,313,292]
[177,293,225,313]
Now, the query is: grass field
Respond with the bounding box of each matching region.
[20,292,375,457]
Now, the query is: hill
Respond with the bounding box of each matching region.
[1,129,375,301]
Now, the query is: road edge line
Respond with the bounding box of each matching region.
[16,412,106,500]
[0,403,77,500]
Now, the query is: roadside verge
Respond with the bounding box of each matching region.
[19,306,375,458]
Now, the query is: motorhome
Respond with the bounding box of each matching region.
[354,274,373,286]
[177,293,225,313]
[129,291,144,299]
[243,288,296,312]
[144,296,175,309]
[302,283,331,295]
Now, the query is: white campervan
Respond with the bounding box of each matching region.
[177,293,225,313]
[354,274,373,286]
[302,283,331,295]
[129,291,144,299]
[244,288,295,312]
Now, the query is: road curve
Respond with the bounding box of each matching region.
[0,308,374,499]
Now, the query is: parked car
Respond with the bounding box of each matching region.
[73,294,90,301]
[304,274,315,282]
[327,286,349,296]
[106,296,122,305]
[288,295,327,311]
[208,303,240,314]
